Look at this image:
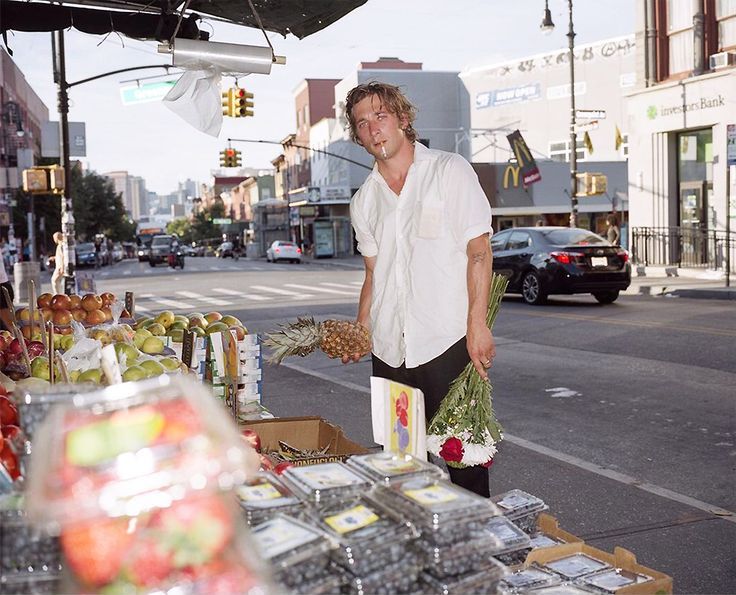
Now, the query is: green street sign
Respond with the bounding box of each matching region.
[213,218,232,225]
[120,81,177,106]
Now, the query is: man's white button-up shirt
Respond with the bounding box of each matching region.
[350,143,493,369]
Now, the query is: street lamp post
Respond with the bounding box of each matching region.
[541,0,578,228]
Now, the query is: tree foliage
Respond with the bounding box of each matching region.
[166,218,192,243]
[188,199,226,242]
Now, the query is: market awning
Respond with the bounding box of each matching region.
[0,0,368,41]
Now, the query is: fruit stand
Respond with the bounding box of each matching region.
[0,290,673,594]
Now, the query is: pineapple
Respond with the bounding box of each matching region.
[264,317,371,364]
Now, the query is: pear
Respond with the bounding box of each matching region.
[141,336,165,355]
[133,329,152,349]
[78,368,103,385]
[114,342,140,364]
[61,335,75,351]
[147,323,166,337]
[159,357,180,372]
[122,365,147,382]
[140,359,165,378]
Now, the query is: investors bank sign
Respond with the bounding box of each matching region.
[647,94,725,120]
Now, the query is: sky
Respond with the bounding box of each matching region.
[6,0,635,195]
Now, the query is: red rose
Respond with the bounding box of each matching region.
[482,458,494,469]
[439,437,464,463]
[395,392,408,416]
[398,409,408,427]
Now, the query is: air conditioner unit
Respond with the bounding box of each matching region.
[709,51,736,70]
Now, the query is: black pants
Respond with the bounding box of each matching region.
[372,338,490,498]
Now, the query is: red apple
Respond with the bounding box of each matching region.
[0,440,20,480]
[0,384,7,396]
[241,429,261,452]
[0,353,6,373]
[50,294,72,311]
[7,339,23,356]
[2,425,23,452]
[37,293,53,308]
[69,294,82,310]
[0,335,8,351]
[81,294,103,312]
[274,461,293,475]
[100,292,116,306]
[0,397,18,429]
[259,454,274,472]
[26,341,45,358]
[52,309,73,325]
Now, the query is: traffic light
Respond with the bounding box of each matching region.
[222,89,232,117]
[231,88,254,118]
[219,148,242,168]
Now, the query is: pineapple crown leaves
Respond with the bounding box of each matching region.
[263,316,322,365]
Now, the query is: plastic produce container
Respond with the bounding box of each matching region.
[237,471,308,526]
[415,530,506,579]
[345,452,445,485]
[310,493,419,575]
[491,489,550,534]
[374,477,502,545]
[485,516,533,565]
[576,567,653,593]
[419,556,508,594]
[500,565,562,592]
[343,557,423,595]
[250,515,335,590]
[22,376,269,594]
[543,553,611,580]
[281,462,372,506]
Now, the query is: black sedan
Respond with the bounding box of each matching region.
[491,227,631,305]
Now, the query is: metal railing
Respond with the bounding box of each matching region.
[631,227,735,273]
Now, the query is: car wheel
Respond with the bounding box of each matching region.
[149,260,156,267]
[521,271,547,305]
[593,290,619,304]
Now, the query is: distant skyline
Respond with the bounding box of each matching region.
[6,0,635,193]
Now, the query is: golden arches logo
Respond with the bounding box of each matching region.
[503,164,521,189]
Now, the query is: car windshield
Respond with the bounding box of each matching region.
[279,242,296,247]
[152,236,171,246]
[77,243,94,252]
[543,229,608,246]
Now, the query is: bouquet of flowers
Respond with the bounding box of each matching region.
[426,273,509,469]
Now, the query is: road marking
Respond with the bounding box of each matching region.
[150,297,195,309]
[281,360,736,523]
[251,267,265,271]
[545,387,581,398]
[175,291,232,306]
[213,288,242,296]
[285,283,357,296]
[516,309,736,338]
[211,266,221,271]
[320,282,362,292]
[251,285,313,298]
[244,294,270,301]
[134,303,151,312]
[349,281,363,285]
[138,293,154,298]
[123,270,131,276]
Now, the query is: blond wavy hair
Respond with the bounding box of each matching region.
[345,81,417,145]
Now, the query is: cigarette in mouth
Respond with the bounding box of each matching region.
[380,143,387,158]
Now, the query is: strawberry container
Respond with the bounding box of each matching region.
[236,471,309,526]
[345,452,445,485]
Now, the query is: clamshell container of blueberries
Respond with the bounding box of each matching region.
[236,471,309,526]
[345,452,445,485]
[280,461,372,506]
[491,489,549,534]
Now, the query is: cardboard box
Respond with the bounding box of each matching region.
[239,416,369,466]
[525,542,673,594]
[535,513,583,545]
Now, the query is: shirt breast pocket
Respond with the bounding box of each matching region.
[416,205,443,239]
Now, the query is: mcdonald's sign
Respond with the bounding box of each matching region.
[506,130,542,187]
[503,164,521,189]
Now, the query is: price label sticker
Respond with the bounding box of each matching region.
[404,485,459,506]
[370,457,420,475]
[324,505,379,534]
[237,483,282,502]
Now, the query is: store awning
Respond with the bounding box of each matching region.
[1,0,368,41]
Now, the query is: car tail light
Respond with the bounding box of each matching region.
[296,248,302,254]
[616,249,629,263]
[275,247,280,252]
[550,251,583,264]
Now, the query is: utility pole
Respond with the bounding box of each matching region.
[566,0,578,228]
[52,30,76,293]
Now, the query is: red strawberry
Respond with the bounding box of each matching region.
[195,561,260,594]
[61,517,134,587]
[153,494,233,567]
[125,538,174,587]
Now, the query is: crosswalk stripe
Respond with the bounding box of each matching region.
[123,270,131,275]
[251,285,313,298]
[151,298,195,309]
[175,291,232,306]
[134,303,151,313]
[244,294,270,301]
[139,293,154,298]
[349,281,363,286]
[286,283,357,296]
[212,288,242,296]
[320,282,361,293]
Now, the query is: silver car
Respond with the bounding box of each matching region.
[266,240,302,263]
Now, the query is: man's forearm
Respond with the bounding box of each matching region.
[467,237,493,327]
[357,272,372,327]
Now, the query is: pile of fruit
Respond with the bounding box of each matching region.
[0,386,21,482]
[24,376,266,593]
[136,310,248,343]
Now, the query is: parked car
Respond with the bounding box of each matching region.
[491,226,631,305]
[266,240,302,264]
[148,234,174,266]
[215,241,234,258]
[75,242,97,268]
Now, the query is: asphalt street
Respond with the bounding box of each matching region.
[59,256,736,594]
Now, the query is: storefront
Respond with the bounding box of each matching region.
[626,70,735,263]
[288,186,353,257]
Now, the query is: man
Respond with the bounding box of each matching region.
[345,82,496,497]
[51,231,66,295]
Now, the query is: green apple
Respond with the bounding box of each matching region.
[53,334,64,350]
[173,315,189,325]
[133,328,152,349]
[137,317,155,329]
[159,357,180,372]
[141,336,165,355]
[205,321,229,335]
[140,359,165,378]
[189,326,206,338]
[169,320,189,331]
[30,356,51,381]
[167,328,184,342]
[69,369,81,383]
[155,310,175,329]
[220,315,242,327]
[114,342,140,363]
[122,365,147,382]
[147,323,166,337]
[78,368,103,385]
[61,335,75,351]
